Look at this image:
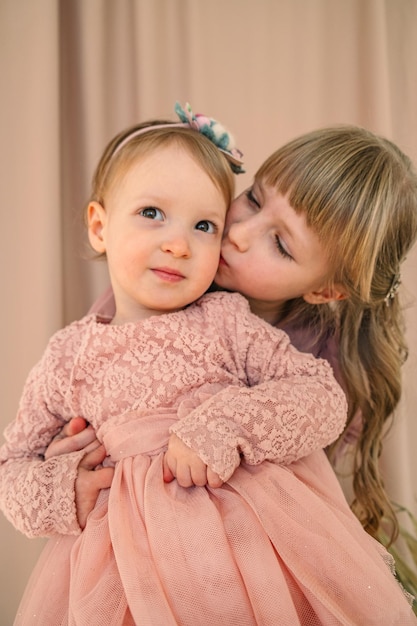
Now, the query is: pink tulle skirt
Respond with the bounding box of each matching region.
[15,420,415,625]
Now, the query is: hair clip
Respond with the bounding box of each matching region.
[384,273,401,306]
[174,102,245,174]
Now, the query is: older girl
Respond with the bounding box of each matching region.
[217,126,417,543]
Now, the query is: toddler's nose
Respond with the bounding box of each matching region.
[161,232,191,258]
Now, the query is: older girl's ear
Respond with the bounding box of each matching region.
[302,284,347,305]
[87,201,107,253]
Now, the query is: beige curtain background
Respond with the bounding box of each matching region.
[1,0,416,620]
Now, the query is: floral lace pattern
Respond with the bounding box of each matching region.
[0,292,347,537]
[3,293,415,625]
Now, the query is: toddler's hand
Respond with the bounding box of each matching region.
[163,433,223,489]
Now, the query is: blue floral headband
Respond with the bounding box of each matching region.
[112,102,245,174]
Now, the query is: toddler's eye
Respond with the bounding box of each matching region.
[140,207,164,220]
[195,220,217,234]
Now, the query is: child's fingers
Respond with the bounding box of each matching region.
[190,463,210,487]
[162,454,175,483]
[174,463,194,488]
[206,467,224,489]
[92,466,114,490]
[65,417,89,436]
[45,424,98,459]
[79,444,107,470]
[75,465,114,528]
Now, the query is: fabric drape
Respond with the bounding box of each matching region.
[1,0,416,621]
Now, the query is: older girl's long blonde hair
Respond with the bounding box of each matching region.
[257,126,417,543]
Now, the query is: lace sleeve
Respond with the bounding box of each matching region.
[0,451,84,538]
[0,339,83,538]
[171,298,347,481]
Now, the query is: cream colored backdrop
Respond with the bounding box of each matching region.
[1,0,416,621]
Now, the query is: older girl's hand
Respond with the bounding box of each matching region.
[75,443,114,528]
[44,417,98,459]
[45,417,114,529]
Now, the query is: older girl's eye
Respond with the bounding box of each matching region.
[275,235,293,260]
[140,207,164,220]
[195,220,217,234]
[246,188,260,208]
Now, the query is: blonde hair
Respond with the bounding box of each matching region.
[89,119,235,216]
[257,126,417,542]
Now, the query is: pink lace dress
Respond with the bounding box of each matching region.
[0,292,414,625]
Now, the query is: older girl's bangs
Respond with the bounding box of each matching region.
[254,133,352,248]
[255,128,404,266]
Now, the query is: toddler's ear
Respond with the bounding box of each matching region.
[87,202,107,253]
[303,284,347,305]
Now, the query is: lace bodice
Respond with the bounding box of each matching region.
[0,292,347,537]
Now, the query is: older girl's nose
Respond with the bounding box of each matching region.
[226,219,252,252]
